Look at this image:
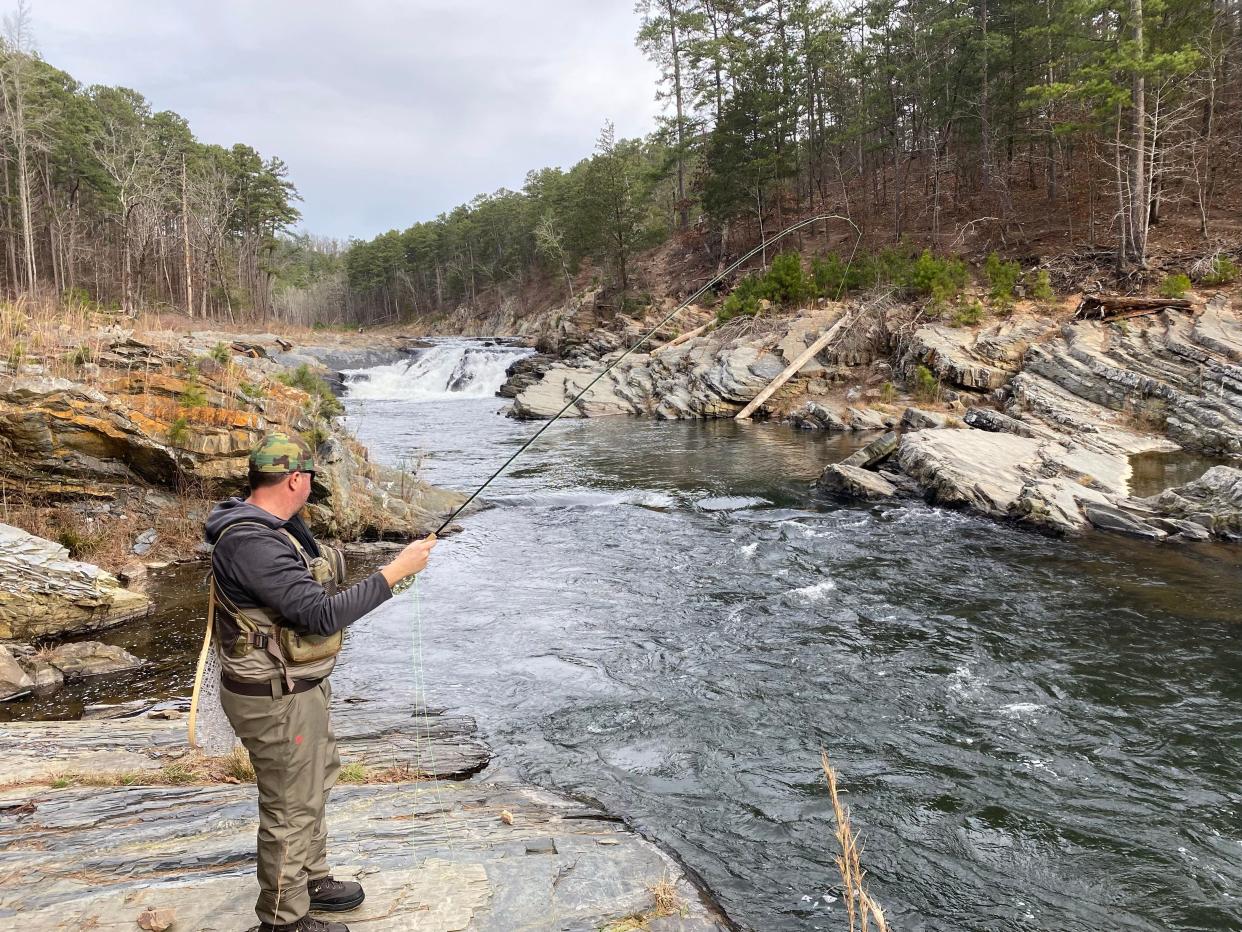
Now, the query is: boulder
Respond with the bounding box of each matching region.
[964,406,1038,437]
[44,641,144,682]
[908,325,1013,391]
[28,661,64,696]
[0,524,151,640]
[0,644,33,701]
[791,402,849,431]
[895,429,1126,534]
[304,434,466,541]
[498,353,557,398]
[817,464,898,500]
[846,407,896,430]
[1150,517,1212,542]
[1081,502,1167,540]
[1139,466,1242,537]
[838,431,899,470]
[901,406,949,430]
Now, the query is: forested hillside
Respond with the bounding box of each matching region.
[0,0,1239,329]
[336,0,1242,325]
[0,4,301,321]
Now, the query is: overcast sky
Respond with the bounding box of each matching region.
[31,1,661,240]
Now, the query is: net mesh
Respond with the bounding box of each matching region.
[188,614,240,756]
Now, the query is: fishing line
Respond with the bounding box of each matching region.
[396,213,862,853]
[429,212,862,536]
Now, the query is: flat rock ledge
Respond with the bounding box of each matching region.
[0,698,730,932]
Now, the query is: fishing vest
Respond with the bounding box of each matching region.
[209,520,347,688]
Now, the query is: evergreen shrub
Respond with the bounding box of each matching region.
[1159,273,1191,299]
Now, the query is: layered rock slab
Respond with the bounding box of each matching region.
[0,523,150,640]
[509,312,846,420]
[0,698,727,931]
[893,429,1125,533]
[0,699,489,785]
[0,779,725,931]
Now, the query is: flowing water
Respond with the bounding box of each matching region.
[13,338,1242,931]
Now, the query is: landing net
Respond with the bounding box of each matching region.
[187,604,239,755]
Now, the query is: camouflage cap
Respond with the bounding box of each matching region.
[249,431,315,474]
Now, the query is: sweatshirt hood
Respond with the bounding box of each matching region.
[204,498,286,544]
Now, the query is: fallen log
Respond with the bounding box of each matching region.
[651,320,713,356]
[1074,294,1194,321]
[736,310,855,421]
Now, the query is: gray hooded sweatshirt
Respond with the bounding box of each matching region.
[204,498,391,637]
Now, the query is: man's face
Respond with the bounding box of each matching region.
[290,470,315,507]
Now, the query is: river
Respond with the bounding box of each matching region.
[17,338,1242,931]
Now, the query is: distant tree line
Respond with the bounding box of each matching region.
[6,0,1238,326]
[334,0,1241,323]
[334,121,672,326]
[0,2,299,319]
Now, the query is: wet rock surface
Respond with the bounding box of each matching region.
[817,463,898,500]
[40,641,144,682]
[0,697,728,931]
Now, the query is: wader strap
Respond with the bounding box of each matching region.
[209,563,295,693]
[209,519,323,695]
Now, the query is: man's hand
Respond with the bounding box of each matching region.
[381,534,437,589]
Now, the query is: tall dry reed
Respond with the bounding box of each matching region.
[822,751,890,932]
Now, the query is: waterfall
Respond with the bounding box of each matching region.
[343,341,530,402]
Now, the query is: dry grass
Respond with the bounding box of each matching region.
[0,483,214,573]
[0,293,116,383]
[650,874,685,917]
[27,751,434,790]
[822,752,890,932]
[39,747,257,789]
[600,874,686,931]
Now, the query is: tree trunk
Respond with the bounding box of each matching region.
[1129,0,1147,264]
[666,0,689,230]
[182,156,194,317]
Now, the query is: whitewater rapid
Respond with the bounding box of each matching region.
[342,340,531,402]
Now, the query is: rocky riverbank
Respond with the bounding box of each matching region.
[815,292,1242,540]
[0,318,735,930]
[0,322,464,641]
[0,695,729,931]
[500,287,1242,542]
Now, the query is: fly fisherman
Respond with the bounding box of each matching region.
[203,431,436,932]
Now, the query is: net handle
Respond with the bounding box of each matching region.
[187,581,216,750]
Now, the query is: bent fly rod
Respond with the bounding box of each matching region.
[428,213,862,539]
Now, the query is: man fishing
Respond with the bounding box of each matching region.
[203,431,436,932]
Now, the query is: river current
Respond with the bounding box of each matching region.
[18,338,1242,931]
[338,340,1242,931]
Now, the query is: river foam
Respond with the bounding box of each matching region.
[343,340,530,402]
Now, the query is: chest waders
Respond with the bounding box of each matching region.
[209,521,347,694]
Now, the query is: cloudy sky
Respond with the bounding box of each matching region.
[31,1,662,240]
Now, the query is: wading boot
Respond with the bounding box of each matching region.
[308,875,366,912]
[256,917,348,932]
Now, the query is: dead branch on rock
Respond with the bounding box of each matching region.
[1074,293,1194,321]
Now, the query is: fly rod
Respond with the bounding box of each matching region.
[429,212,862,538]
